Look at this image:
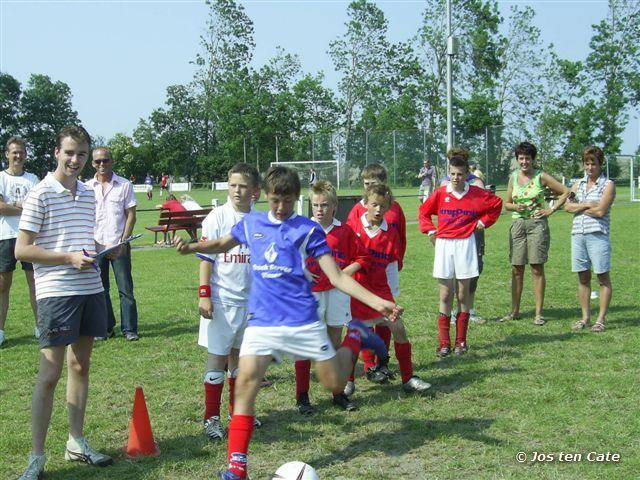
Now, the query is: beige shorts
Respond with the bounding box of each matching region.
[509,217,550,265]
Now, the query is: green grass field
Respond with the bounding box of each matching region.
[1,187,639,479]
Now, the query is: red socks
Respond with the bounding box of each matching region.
[204,382,223,420]
[361,349,376,372]
[228,377,236,416]
[437,313,451,347]
[394,341,413,383]
[227,414,254,478]
[295,360,311,400]
[456,311,470,347]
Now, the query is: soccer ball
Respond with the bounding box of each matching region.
[272,461,320,480]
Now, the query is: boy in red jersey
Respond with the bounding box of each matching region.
[351,184,431,393]
[295,181,364,413]
[346,164,405,384]
[418,156,503,356]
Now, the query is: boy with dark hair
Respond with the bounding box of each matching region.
[350,184,431,392]
[419,156,502,357]
[175,166,399,480]
[16,126,114,479]
[197,163,262,440]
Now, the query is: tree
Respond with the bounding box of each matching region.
[19,74,80,176]
[0,72,22,149]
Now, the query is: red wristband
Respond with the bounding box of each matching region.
[198,285,211,298]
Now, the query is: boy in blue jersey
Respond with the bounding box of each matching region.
[175,166,401,480]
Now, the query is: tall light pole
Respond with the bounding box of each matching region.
[446,0,458,152]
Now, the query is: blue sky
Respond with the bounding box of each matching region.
[1,0,637,152]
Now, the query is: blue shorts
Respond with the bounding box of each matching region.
[571,232,611,274]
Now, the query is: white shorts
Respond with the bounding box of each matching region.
[198,304,248,356]
[145,184,152,192]
[433,236,478,280]
[240,321,336,363]
[314,289,351,327]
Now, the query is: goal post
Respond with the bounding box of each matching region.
[269,160,341,190]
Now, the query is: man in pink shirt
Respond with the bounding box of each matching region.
[86,147,139,341]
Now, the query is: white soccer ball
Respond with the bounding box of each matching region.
[272,461,320,480]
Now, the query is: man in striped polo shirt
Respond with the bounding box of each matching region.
[15,126,114,480]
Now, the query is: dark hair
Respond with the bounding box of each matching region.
[228,162,261,188]
[448,155,469,172]
[56,125,91,151]
[5,136,26,153]
[514,141,537,160]
[447,147,469,161]
[364,183,394,206]
[582,145,604,166]
[361,164,387,183]
[263,166,300,197]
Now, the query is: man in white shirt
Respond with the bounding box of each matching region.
[0,137,39,346]
[86,147,139,341]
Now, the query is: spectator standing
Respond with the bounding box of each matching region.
[86,147,139,341]
[15,126,114,479]
[565,146,615,332]
[501,142,569,326]
[0,137,39,346]
[309,168,317,186]
[144,173,153,200]
[160,172,169,197]
[417,158,437,202]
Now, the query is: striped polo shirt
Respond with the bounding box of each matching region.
[19,173,104,300]
[571,173,613,235]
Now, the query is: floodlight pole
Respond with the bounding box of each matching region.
[275,135,279,163]
[446,0,455,152]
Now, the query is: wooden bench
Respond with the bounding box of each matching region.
[145,208,212,244]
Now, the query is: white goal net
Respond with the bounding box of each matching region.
[269,160,340,190]
[613,155,639,202]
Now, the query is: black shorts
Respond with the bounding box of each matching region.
[36,293,107,348]
[0,238,33,273]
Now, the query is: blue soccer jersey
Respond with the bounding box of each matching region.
[231,211,331,327]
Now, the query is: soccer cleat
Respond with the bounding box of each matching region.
[402,376,432,393]
[219,469,246,480]
[64,437,113,467]
[377,355,396,380]
[455,343,468,356]
[436,345,451,358]
[227,414,262,428]
[204,416,226,440]
[469,309,486,324]
[124,332,140,341]
[365,365,389,384]
[18,453,46,480]
[347,320,388,359]
[296,392,315,415]
[343,380,356,397]
[333,393,358,411]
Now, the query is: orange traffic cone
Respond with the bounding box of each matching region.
[125,387,160,457]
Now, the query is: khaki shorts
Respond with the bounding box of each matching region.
[509,217,550,265]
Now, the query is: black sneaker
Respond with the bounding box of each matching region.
[296,392,314,415]
[454,343,468,356]
[332,393,357,411]
[365,366,389,384]
[436,345,451,358]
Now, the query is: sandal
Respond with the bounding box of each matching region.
[591,322,606,332]
[498,313,520,322]
[533,316,546,326]
[572,319,591,330]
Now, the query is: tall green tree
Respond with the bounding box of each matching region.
[0,72,22,149]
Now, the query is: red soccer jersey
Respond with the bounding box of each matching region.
[346,199,406,270]
[306,220,365,292]
[350,214,400,321]
[418,184,503,239]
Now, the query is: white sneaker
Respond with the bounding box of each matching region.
[204,416,226,440]
[65,437,113,466]
[469,309,486,324]
[0,329,5,346]
[18,453,46,480]
[343,380,356,397]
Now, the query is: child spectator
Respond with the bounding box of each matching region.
[196,163,262,441]
[295,180,364,413]
[350,184,431,393]
[419,155,503,356]
[175,166,399,480]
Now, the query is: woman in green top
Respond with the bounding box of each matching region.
[501,142,569,325]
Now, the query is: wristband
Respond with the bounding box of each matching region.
[198,285,211,298]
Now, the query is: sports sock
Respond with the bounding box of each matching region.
[375,324,392,359]
[361,349,376,372]
[204,382,223,420]
[295,360,311,401]
[394,341,414,384]
[228,377,236,416]
[438,313,451,347]
[456,311,470,346]
[340,328,362,357]
[227,414,255,479]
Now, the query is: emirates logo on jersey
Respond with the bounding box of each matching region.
[264,242,278,263]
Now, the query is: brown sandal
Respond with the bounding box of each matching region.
[591,322,606,332]
[572,319,591,330]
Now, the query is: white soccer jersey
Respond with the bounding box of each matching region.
[200,200,252,306]
[0,170,39,240]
